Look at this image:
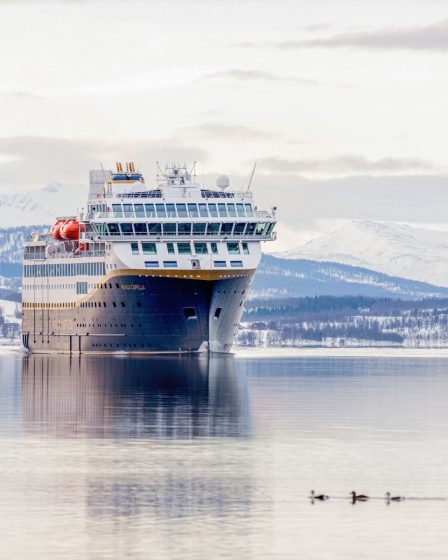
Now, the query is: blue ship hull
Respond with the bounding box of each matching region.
[22,272,254,354]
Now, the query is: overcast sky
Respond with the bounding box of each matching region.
[1,0,448,249]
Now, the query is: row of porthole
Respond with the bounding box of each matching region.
[92,343,150,349]
[76,323,143,328]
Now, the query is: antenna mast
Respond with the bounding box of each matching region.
[246,161,257,192]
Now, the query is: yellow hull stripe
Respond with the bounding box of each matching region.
[106,268,256,281]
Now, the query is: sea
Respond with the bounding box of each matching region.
[0,350,447,559]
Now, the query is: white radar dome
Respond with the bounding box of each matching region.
[216,175,230,190]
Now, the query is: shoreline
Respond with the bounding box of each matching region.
[233,346,448,358]
[4,342,448,358]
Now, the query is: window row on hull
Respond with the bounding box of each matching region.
[143,260,244,269]
[24,261,106,278]
[131,241,250,256]
[93,221,275,237]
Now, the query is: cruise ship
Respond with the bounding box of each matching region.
[22,163,277,353]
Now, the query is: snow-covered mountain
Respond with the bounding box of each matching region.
[0,182,87,227]
[278,221,448,288]
[251,255,448,299]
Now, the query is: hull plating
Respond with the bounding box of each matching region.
[22,273,253,354]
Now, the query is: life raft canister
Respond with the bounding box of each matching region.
[60,219,84,240]
[50,219,64,240]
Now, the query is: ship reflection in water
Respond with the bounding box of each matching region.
[20,354,253,527]
[22,354,250,439]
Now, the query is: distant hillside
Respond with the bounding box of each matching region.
[277,220,448,288]
[253,255,448,299]
[239,296,448,348]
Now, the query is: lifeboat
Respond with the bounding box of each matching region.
[50,219,64,240]
[60,219,83,240]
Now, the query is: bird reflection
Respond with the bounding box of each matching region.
[22,354,250,439]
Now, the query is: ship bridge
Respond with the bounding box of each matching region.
[81,163,276,243]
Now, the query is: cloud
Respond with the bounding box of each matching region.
[185,123,277,141]
[0,136,208,189]
[258,155,434,174]
[275,19,448,52]
[199,68,323,86]
[222,172,448,237]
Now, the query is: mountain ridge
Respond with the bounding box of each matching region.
[251,254,448,299]
[276,220,448,288]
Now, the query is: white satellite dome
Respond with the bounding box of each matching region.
[216,174,230,190]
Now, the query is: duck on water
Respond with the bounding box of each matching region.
[310,490,329,501]
[351,491,369,503]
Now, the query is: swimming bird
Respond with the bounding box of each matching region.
[351,491,369,503]
[385,492,404,502]
[310,490,329,501]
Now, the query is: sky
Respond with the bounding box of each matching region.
[0,0,448,250]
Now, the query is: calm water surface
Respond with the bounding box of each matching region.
[0,353,447,559]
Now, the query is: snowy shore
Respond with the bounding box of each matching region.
[233,346,448,358]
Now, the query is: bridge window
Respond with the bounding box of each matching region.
[193,223,206,235]
[246,223,256,235]
[208,204,218,217]
[227,204,236,217]
[145,204,155,217]
[134,204,145,217]
[123,204,133,216]
[233,223,246,235]
[207,223,220,235]
[194,242,208,254]
[107,223,120,235]
[112,204,122,216]
[210,242,218,254]
[198,203,208,217]
[245,204,253,216]
[131,242,139,255]
[236,203,245,217]
[256,222,266,235]
[176,204,187,217]
[177,242,191,255]
[156,203,166,217]
[148,223,162,235]
[188,203,198,217]
[220,223,234,235]
[134,223,148,235]
[142,242,157,254]
[163,223,176,235]
[167,242,175,254]
[218,203,227,217]
[178,223,192,235]
[120,223,133,234]
[242,242,249,254]
[166,203,176,217]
